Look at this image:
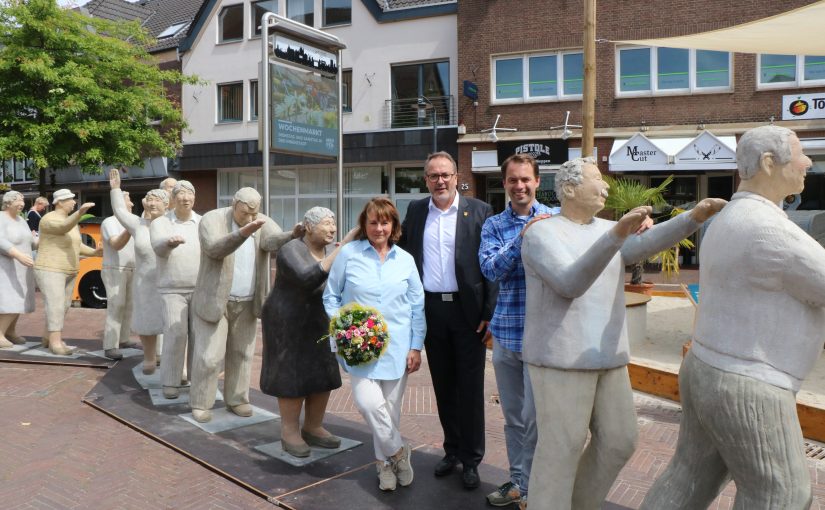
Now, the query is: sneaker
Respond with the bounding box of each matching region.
[486,481,521,506]
[377,461,397,491]
[519,495,528,510]
[393,443,414,487]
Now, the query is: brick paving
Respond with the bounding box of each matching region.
[1,292,824,509]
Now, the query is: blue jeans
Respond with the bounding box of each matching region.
[493,341,537,497]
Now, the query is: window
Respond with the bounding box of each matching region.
[342,70,352,112]
[287,0,314,27]
[250,80,258,120]
[251,0,277,37]
[391,61,450,127]
[492,51,583,103]
[218,4,244,43]
[758,54,825,88]
[617,46,731,96]
[324,0,351,26]
[157,22,189,39]
[217,82,243,123]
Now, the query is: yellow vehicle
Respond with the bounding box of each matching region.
[73,217,107,308]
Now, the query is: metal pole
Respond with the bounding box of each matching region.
[336,48,344,241]
[582,0,596,157]
[432,109,437,153]
[261,12,273,218]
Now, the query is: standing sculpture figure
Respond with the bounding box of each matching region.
[33,189,100,355]
[159,177,177,213]
[324,198,425,492]
[109,169,167,373]
[521,157,724,510]
[0,191,37,348]
[640,125,819,510]
[150,180,200,399]
[260,207,357,456]
[100,187,137,360]
[188,187,292,423]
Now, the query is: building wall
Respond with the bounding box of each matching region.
[181,0,458,145]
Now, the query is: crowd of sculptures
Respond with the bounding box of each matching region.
[0,125,821,509]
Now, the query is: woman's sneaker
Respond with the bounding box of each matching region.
[393,443,414,487]
[377,461,397,491]
[486,481,521,506]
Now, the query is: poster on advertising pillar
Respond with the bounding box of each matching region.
[269,35,339,159]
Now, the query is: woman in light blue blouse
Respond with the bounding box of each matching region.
[323,197,426,492]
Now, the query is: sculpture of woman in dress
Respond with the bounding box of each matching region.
[260,207,357,458]
[33,189,99,355]
[0,191,37,348]
[109,169,167,373]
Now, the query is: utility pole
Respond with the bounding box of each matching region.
[582,0,596,157]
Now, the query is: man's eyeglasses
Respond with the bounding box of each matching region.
[425,173,455,183]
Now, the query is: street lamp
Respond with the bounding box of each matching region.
[413,96,437,153]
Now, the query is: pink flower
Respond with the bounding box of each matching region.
[366,319,375,329]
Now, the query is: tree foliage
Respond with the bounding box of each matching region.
[0,0,197,174]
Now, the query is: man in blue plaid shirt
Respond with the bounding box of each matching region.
[479,154,558,509]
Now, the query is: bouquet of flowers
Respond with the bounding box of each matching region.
[328,303,390,366]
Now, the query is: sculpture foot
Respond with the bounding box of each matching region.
[192,409,212,423]
[162,386,179,399]
[104,348,123,360]
[226,403,253,417]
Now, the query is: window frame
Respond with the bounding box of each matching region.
[217,81,244,124]
[217,3,244,44]
[491,50,584,105]
[287,0,314,27]
[323,0,352,27]
[615,45,733,98]
[249,0,278,38]
[342,69,352,113]
[249,80,259,121]
[757,54,825,90]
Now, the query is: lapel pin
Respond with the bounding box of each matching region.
[463,211,469,217]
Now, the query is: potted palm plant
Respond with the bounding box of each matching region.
[603,175,683,294]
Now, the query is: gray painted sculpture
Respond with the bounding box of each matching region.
[34,189,100,355]
[109,169,167,374]
[187,187,293,423]
[100,187,137,360]
[0,191,37,348]
[150,180,201,399]
[640,125,820,510]
[520,157,725,510]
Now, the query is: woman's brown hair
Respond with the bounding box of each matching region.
[357,197,402,245]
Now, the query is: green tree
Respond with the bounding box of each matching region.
[0,0,197,186]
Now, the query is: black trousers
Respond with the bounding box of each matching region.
[424,295,486,467]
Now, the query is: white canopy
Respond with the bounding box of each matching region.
[609,131,737,172]
[615,1,825,55]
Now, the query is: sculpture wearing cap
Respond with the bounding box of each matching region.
[187,187,294,423]
[33,189,100,355]
[641,125,820,510]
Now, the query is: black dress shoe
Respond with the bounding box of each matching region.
[462,464,480,489]
[433,454,459,477]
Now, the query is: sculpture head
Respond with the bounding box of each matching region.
[160,177,177,210]
[122,191,133,213]
[556,157,608,220]
[501,153,540,215]
[302,206,336,247]
[2,190,24,214]
[231,187,261,228]
[143,189,168,220]
[52,188,77,213]
[737,125,812,199]
[171,180,195,218]
[425,151,458,210]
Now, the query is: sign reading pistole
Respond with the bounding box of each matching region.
[269,35,339,158]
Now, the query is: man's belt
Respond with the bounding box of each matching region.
[424,291,459,302]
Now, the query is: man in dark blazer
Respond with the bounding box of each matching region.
[399,151,498,490]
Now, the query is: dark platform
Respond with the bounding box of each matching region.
[0,336,121,368]
[82,356,509,509]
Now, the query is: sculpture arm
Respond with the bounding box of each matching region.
[79,240,97,257]
[479,217,522,282]
[322,246,349,318]
[259,216,291,253]
[199,215,245,260]
[761,227,825,308]
[620,212,700,264]
[149,217,174,258]
[522,225,624,299]
[0,221,13,254]
[39,211,83,236]
[110,189,140,235]
[277,241,329,290]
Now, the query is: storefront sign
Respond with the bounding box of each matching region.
[609,133,668,171]
[609,132,736,172]
[497,139,568,167]
[782,93,825,121]
[463,80,478,101]
[674,131,735,167]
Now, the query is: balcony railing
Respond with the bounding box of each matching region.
[384,95,456,130]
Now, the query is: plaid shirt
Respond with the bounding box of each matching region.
[479,202,558,352]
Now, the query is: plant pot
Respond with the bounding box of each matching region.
[624,281,655,296]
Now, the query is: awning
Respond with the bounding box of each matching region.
[609,131,737,172]
[615,1,825,55]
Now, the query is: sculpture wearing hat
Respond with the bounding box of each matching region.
[33,189,100,355]
[0,191,38,348]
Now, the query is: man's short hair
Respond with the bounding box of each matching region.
[501,154,539,180]
[555,156,597,192]
[145,189,169,205]
[34,196,49,206]
[737,125,794,180]
[232,187,261,210]
[425,151,457,173]
[172,180,195,197]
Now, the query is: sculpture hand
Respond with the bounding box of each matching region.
[690,198,727,223]
[167,235,185,247]
[109,168,121,189]
[635,216,655,235]
[78,202,95,215]
[9,248,34,267]
[520,213,551,237]
[342,226,359,244]
[613,206,652,239]
[240,219,266,237]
